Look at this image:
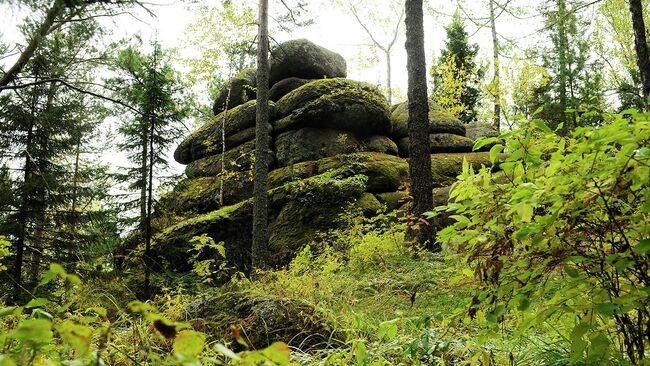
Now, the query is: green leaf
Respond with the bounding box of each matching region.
[0,306,20,318]
[518,297,530,311]
[564,266,580,278]
[473,137,499,151]
[215,343,241,361]
[10,318,53,345]
[533,119,552,133]
[632,239,650,255]
[37,263,66,287]
[489,144,504,164]
[25,298,48,309]
[173,330,206,357]
[261,342,291,365]
[56,320,93,356]
[355,341,367,366]
[595,302,616,316]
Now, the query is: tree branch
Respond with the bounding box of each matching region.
[0,0,66,90]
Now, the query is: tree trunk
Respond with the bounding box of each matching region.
[252,0,270,273]
[629,0,650,110]
[557,0,570,131]
[386,52,392,105]
[404,0,436,250]
[143,45,159,297]
[489,0,501,131]
[0,0,65,90]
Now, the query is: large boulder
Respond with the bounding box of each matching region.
[212,68,257,115]
[391,101,466,138]
[269,39,346,85]
[269,77,313,102]
[175,101,276,165]
[185,141,256,179]
[275,128,362,167]
[397,133,475,156]
[465,121,499,140]
[362,135,398,156]
[135,152,492,275]
[166,173,254,214]
[274,78,391,136]
[183,293,341,351]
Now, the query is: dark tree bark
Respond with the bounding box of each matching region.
[489,0,501,131]
[629,0,650,110]
[404,0,436,250]
[252,0,270,272]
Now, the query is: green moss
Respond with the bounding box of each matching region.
[376,191,409,211]
[391,100,465,138]
[430,152,491,187]
[184,291,341,350]
[273,78,391,136]
[354,193,383,217]
[175,101,276,164]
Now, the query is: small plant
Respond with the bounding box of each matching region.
[188,234,227,284]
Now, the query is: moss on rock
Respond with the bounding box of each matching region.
[175,101,275,165]
[275,128,362,167]
[168,172,254,214]
[212,68,257,115]
[429,152,491,187]
[376,191,409,212]
[397,133,475,156]
[361,135,398,156]
[185,141,257,178]
[183,292,341,351]
[274,78,391,136]
[269,77,313,102]
[391,101,466,138]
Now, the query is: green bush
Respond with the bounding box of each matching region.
[434,110,650,364]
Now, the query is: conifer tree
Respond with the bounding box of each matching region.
[110,41,187,296]
[432,11,483,123]
[0,20,118,301]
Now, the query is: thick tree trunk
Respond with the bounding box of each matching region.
[252,0,270,272]
[629,0,650,110]
[489,0,501,131]
[404,0,436,250]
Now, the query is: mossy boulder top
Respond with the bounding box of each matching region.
[269,77,313,102]
[397,133,475,156]
[274,78,392,136]
[391,101,466,138]
[212,68,257,115]
[174,100,276,165]
[269,39,347,85]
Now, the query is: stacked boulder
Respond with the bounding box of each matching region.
[137,39,494,277]
[390,100,475,156]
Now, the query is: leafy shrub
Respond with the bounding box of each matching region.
[435,111,649,364]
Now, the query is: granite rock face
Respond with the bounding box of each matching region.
[126,39,494,275]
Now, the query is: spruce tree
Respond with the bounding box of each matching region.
[110,41,187,296]
[0,20,118,301]
[432,11,483,123]
[537,0,606,130]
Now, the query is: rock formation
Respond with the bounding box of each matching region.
[124,39,494,277]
